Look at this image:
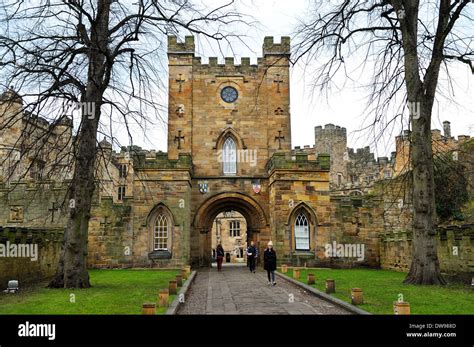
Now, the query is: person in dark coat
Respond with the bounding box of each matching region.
[263,241,277,285]
[247,240,257,273]
[216,243,224,272]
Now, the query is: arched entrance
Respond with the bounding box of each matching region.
[192,192,269,267]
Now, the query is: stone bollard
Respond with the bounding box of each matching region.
[169,280,178,295]
[181,268,188,280]
[351,288,363,305]
[326,279,335,293]
[281,264,288,273]
[176,274,183,287]
[393,301,410,315]
[185,265,191,275]
[142,303,156,315]
[307,273,315,285]
[158,289,169,307]
[293,268,300,279]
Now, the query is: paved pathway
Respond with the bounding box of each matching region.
[177,266,351,315]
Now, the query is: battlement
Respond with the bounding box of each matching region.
[263,36,291,56]
[0,88,22,105]
[168,36,195,54]
[266,152,330,172]
[133,152,192,170]
[193,56,261,74]
[315,124,347,138]
[0,226,64,243]
[169,36,290,73]
[293,145,315,151]
[55,116,73,128]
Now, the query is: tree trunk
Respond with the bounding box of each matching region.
[397,0,446,285]
[48,115,98,288]
[403,100,446,285]
[49,0,110,288]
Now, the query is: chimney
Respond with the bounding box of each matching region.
[443,121,451,138]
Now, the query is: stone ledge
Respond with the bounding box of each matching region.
[166,270,197,315]
[275,271,371,315]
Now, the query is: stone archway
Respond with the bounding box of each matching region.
[192,192,269,267]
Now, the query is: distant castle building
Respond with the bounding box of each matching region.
[292,121,471,196]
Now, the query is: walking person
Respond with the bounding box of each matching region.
[263,241,277,285]
[247,240,257,273]
[216,243,224,272]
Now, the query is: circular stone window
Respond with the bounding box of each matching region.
[220,86,238,103]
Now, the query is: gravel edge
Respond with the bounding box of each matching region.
[166,270,198,315]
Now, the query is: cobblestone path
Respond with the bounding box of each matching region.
[177,266,351,315]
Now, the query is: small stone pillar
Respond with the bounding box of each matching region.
[169,280,177,295]
[181,268,188,280]
[394,301,410,315]
[281,264,288,273]
[293,269,300,279]
[158,290,169,307]
[307,273,315,285]
[326,279,335,293]
[351,288,363,305]
[142,303,156,315]
[185,265,191,278]
[176,274,183,287]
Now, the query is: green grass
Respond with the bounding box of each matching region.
[281,268,473,314]
[0,269,183,314]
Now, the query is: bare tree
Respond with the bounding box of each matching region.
[0,0,245,288]
[294,0,473,284]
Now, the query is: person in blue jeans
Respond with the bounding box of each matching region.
[263,241,277,285]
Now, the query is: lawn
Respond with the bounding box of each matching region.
[280,268,473,315]
[0,269,183,314]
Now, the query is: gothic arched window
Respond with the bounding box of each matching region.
[294,212,310,251]
[223,137,237,175]
[154,214,169,250]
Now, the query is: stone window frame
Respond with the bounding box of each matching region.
[117,185,126,201]
[222,136,237,175]
[217,81,243,109]
[288,203,317,253]
[229,220,240,237]
[214,128,247,176]
[148,204,175,253]
[119,164,127,178]
[294,212,310,251]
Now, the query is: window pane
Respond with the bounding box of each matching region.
[223,137,237,174]
[295,212,310,250]
[154,214,169,250]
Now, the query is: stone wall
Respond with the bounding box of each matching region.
[0,226,63,287]
[380,225,474,278]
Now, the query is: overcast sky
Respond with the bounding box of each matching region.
[113,0,474,157]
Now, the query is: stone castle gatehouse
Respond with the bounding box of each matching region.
[2,36,471,282]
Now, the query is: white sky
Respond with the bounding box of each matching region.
[114,0,474,157]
